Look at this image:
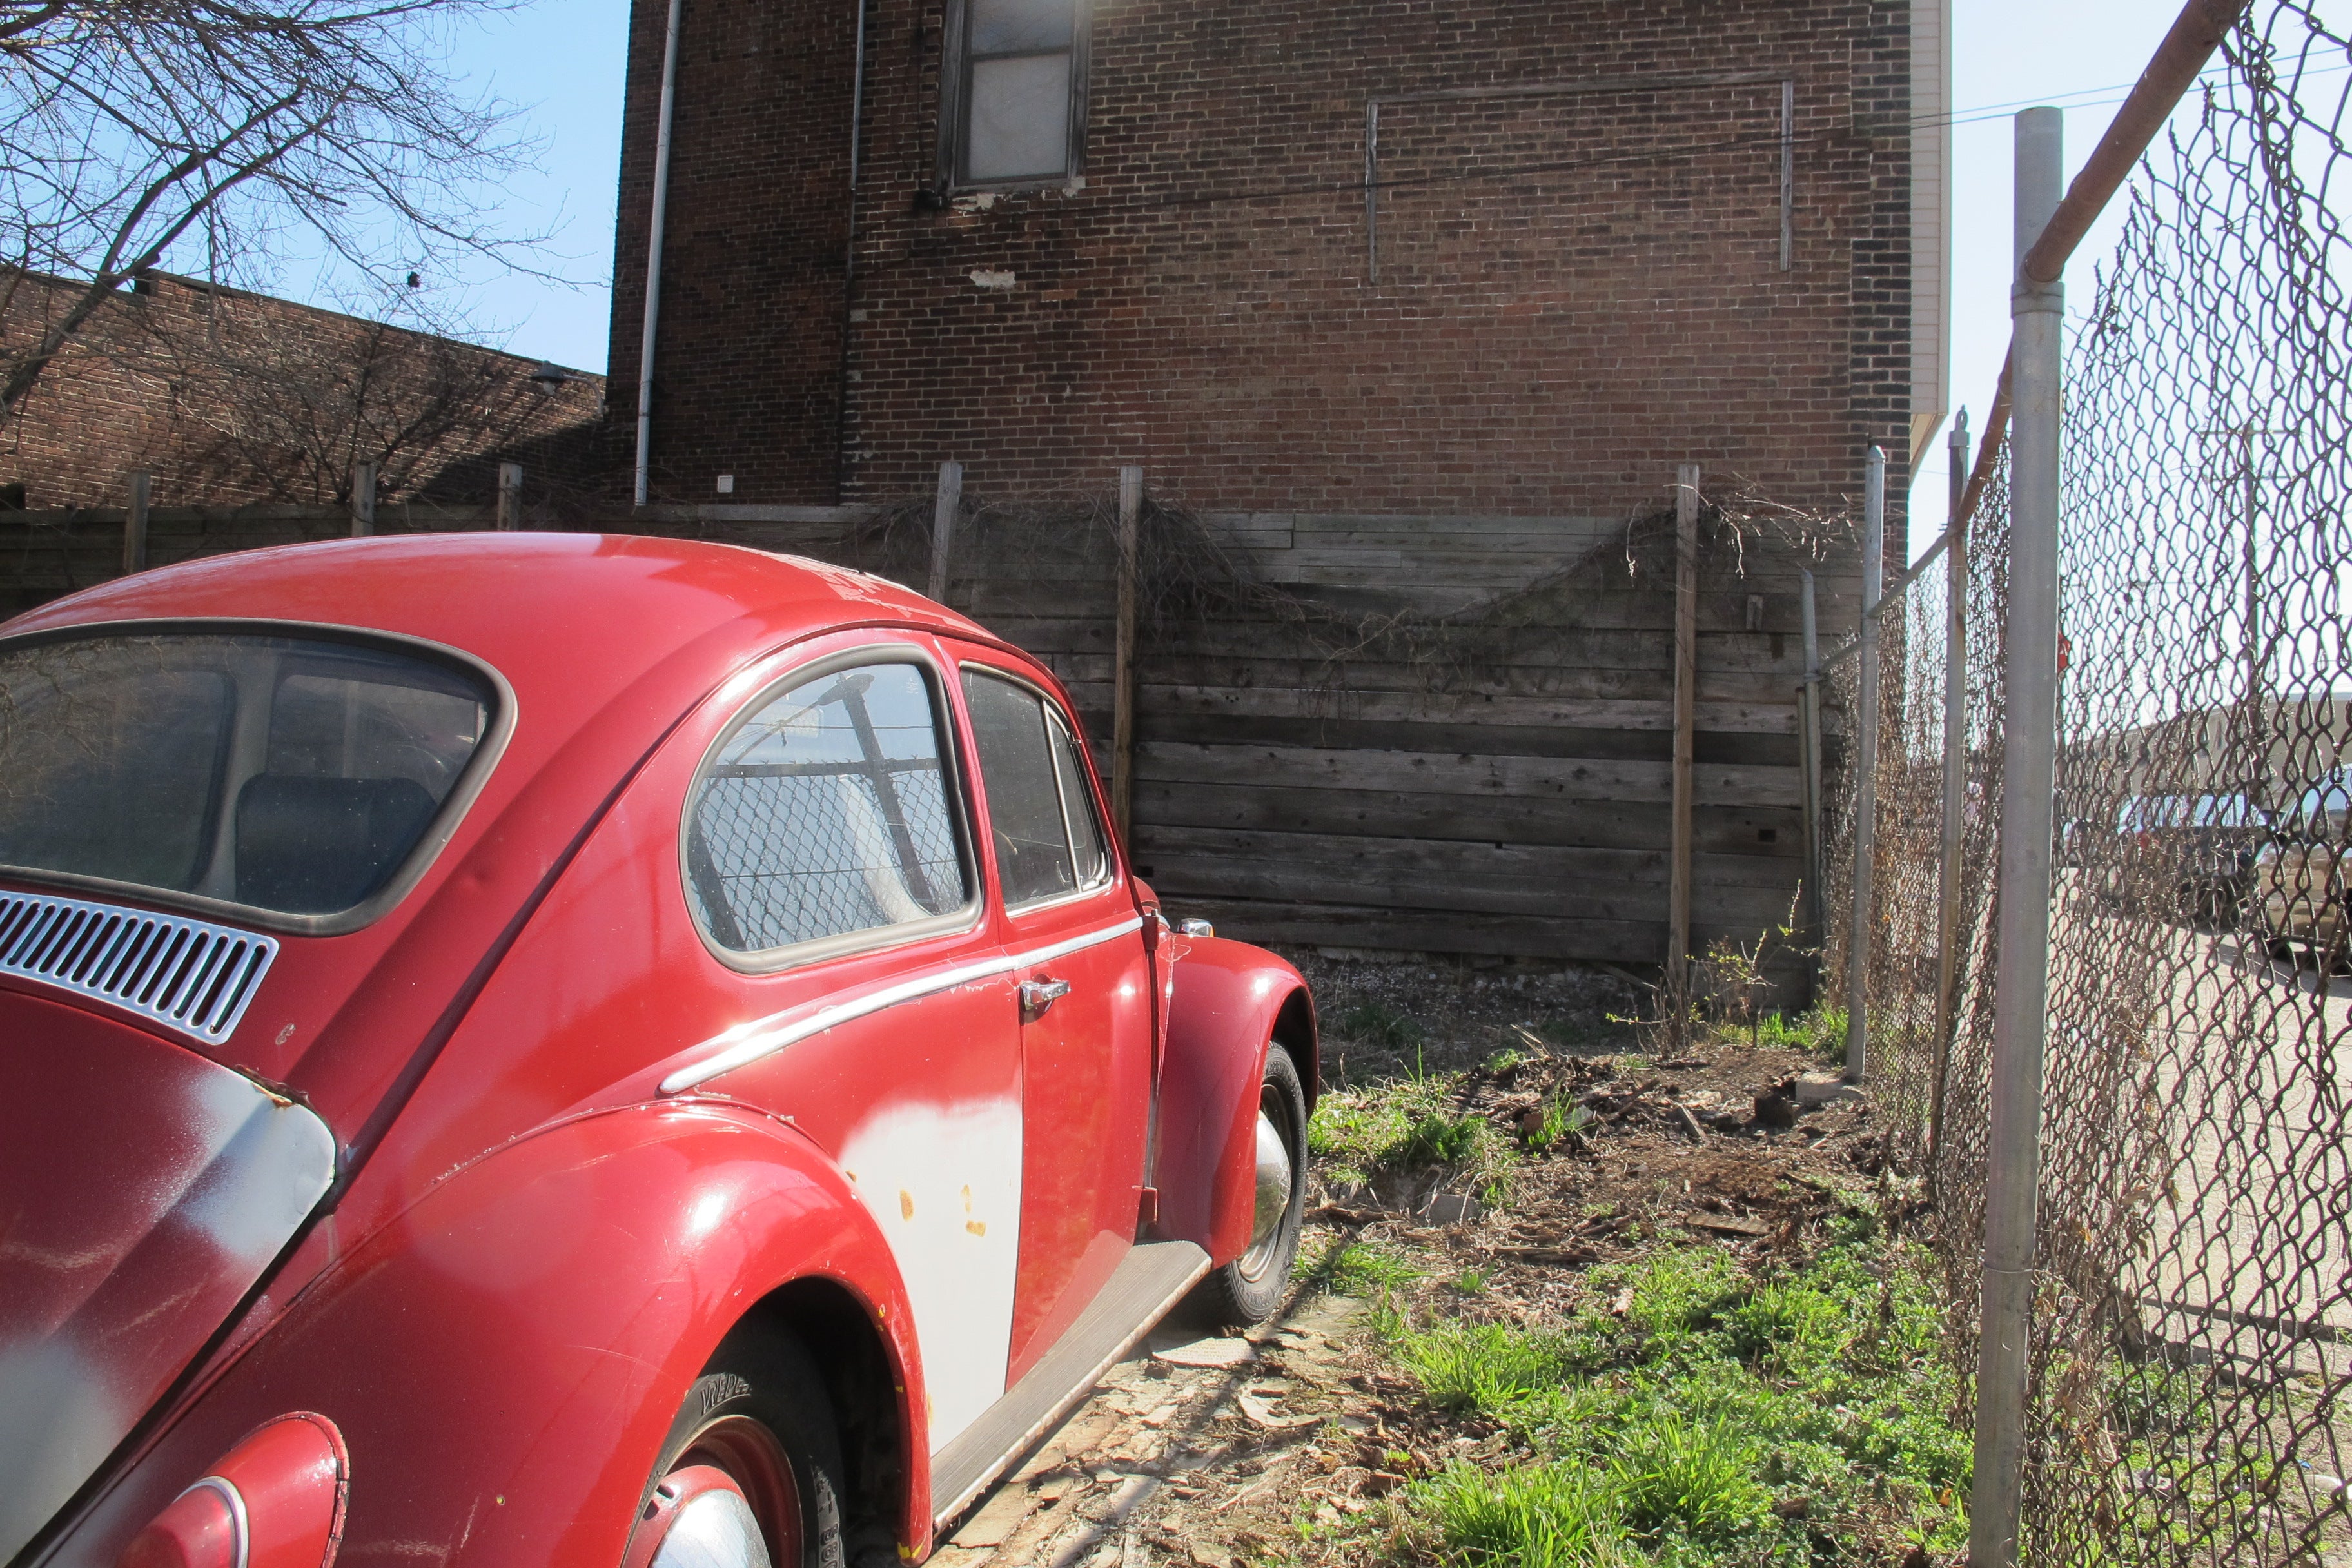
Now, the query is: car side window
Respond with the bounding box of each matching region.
[1047,707,1108,887]
[961,668,1110,908]
[685,660,968,955]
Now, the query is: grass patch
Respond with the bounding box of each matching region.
[1308,1073,1518,1200]
[1301,1232,1424,1297]
[1399,1230,1969,1563]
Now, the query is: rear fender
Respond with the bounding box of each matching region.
[1151,939,1315,1264]
[44,1102,930,1568]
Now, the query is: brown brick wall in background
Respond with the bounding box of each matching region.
[609,0,1915,525]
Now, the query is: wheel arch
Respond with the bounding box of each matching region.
[733,1275,911,1561]
[1269,985,1320,1113]
[1152,938,1314,1264]
[37,1101,937,1568]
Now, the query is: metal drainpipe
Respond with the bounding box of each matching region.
[633,0,685,509]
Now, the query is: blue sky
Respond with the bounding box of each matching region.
[440,0,2215,534]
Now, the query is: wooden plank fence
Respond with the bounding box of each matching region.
[0,485,1852,995]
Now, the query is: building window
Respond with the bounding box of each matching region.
[942,0,1088,189]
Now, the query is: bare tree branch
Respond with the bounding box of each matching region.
[1,0,547,422]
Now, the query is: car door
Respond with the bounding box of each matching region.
[954,657,1154,1382]
[667,642,1030,1455]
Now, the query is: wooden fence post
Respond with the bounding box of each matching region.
[928,460,962,603]
[1113,466,1142,845]
[496,462,524,531]
[1669,464,1701,1034]
[351,462,376,538]
[123,471,150,573]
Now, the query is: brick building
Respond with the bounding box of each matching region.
[609,0,1948,518]
[1,269,605,513]
[596,0,1952,981]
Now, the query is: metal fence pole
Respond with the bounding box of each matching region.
[1969,104,2064,1568]
[1798,569,1825,1001]
[1843,445,1885,1083]
[1930,409,1970,1153]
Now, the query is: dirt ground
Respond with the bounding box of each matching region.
[927,952,1902,1568]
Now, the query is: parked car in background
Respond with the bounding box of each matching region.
[0,536,1317,1568]
[2109,792,2273,925]
[2253,771,2352,967]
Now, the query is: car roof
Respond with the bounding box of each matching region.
[0,534,997,718]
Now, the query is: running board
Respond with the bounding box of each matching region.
[929,1240,1211,1528]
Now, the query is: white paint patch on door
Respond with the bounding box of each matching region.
[838,1096,1024,1453]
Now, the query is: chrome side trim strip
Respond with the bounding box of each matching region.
[660,915,1144,1095]
[1014,916,1143,970]
[0,888,278,1045]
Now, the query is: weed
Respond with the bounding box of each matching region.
[1402,1321,1577,1413]
[1400,1110,1485,1167]
[1415,1461,1629,1568]
[1606,1411,1771,1537]
[1692,893,1812,1050]
[1305,1234,1422,1298]
[1521,1099,1596,1155]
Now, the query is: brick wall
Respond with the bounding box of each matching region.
[1,270,607,511]
[611,0,1916,531]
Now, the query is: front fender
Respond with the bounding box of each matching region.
[1152,939,1314,1264]
[43,1102,926,1568]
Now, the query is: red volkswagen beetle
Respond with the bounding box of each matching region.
[0,536,1315,1568]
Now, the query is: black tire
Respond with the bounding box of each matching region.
[632,1333,848,1568]
[1193,1046,1308,1327]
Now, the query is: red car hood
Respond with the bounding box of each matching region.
[0,991,337,1563]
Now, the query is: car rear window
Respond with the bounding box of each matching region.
[0,632,494,918]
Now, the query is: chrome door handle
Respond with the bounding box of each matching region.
[1019,976,1072,1020]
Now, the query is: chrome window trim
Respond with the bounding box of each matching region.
[0,618,517,937]
[678,642,985,976]
[956,662,1117,916]
[661,914,1143,1093]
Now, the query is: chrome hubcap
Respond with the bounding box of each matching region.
[649,1487,772,1568]
[1238,1101,1295,1280]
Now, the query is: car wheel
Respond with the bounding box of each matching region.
[625,1335,848,1568]
[1195,1046,1308,1326]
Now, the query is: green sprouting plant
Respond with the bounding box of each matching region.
[1415,1460,1629,1568]
[1400,1110,1485,1167]
[1402,1322,1578,1413]
[1306,1234,1422,1298]
[1605,1411,1772,1538]
[1694,892,1813,1049]
[1522,1099,1596,1154]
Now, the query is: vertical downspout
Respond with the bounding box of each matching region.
[633,0,685,509]
[834,0,870,500]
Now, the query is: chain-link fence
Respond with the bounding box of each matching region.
[1819,5,2352,1560]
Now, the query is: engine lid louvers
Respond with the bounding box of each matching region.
[0,889,277,1046]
